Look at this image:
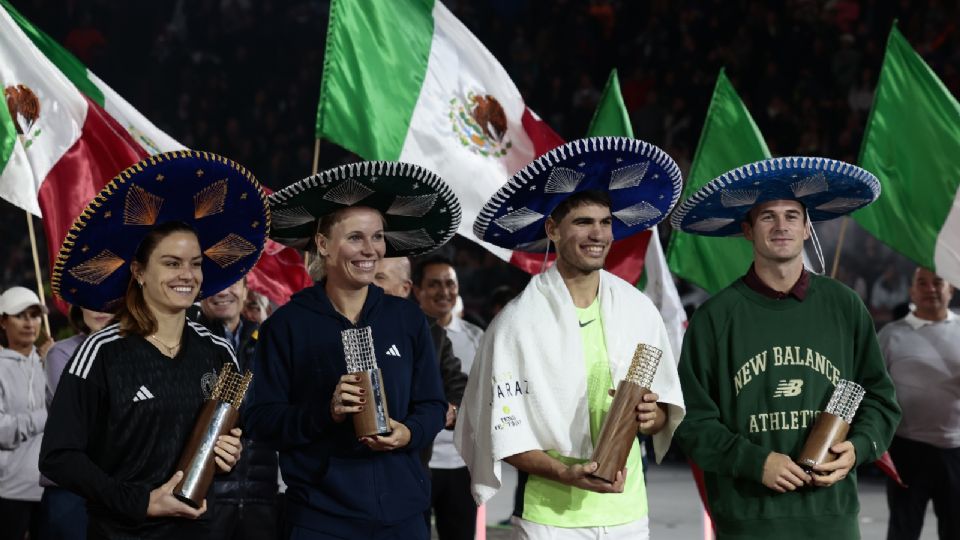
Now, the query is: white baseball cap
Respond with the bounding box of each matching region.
[0,286,48,315]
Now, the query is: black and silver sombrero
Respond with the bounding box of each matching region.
[269,161,462,256]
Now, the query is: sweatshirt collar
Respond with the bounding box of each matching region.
[298,280,385,325]
[742,264,810,301]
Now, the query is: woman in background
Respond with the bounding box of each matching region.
[0,286,52,540]
[38,305,114,540]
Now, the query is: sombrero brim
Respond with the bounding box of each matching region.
[52,151,270,312]
[669,156,880,236]
[473,137,682,251]
[268,161,462,257]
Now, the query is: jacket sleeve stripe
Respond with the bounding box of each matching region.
[187,321,240,370]
[68,324,122,379]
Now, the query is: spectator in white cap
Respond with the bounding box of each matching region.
[0,286,51,540]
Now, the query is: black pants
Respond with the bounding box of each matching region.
[209,501,280,540]
[429,467,476,540]
[0,498,40,540]
[38,487,88,540]
[886,436,960,540]
[286,513,428,540]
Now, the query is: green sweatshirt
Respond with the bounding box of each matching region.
[675,275,900,539]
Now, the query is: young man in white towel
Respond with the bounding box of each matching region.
[455,137,686,539]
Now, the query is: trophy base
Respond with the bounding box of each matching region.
[174,493,202,509]
[352,368,392,438]
[796,412,849,474]
[590,382,650,483]
[173,400,239,509]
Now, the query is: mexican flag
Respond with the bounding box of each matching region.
[317,0,672,278]
[587,70,686,354]
[0,0,309,306]
[854,24,960,288]
[0,0,179,267]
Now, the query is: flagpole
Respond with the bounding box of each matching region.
[25,211,52,338]
[311,138,321,175]
[829,217,850,278]
[304,138,322,271]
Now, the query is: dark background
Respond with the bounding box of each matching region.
[3,0,957,333]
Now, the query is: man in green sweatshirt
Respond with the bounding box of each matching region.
[669,157,901,539]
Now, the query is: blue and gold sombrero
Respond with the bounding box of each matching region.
[52,151,270,312]
[670,156,880,236]
[474,137,682,251]
[269,161,462,256]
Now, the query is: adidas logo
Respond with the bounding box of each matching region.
[133,385,155,402]
[385,344,401,357]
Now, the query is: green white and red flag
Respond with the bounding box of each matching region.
[316,0,652,282]
[854,24,960,288]
[0,0,309,305]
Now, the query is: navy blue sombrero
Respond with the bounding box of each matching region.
[474,137,682,251]
[670,156,880,236]
[269,161,462,257]
[52,151,270,312]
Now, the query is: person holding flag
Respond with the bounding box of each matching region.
[455,136,686,539]
[670,157,901,539]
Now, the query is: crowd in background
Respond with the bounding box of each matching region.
[3,0,960,333]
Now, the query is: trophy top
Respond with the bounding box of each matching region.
[825,379,865,423]
[624,343,662,388]
[211,364,254,408]
[342,326,379,372]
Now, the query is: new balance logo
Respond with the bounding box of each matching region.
[385,345,401,357]
[773,379,804,398]
[133,385,155,402]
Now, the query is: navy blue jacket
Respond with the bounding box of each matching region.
[242,282,445,535]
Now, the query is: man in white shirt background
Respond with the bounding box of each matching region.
[879,267,960,540]
[414,256,483,540]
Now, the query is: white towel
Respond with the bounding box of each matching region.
[454,264,685,504]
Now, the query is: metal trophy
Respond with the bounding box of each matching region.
[590,343,662,483]
[342,326,392,437]
[796,379,865,473]
[173,365,252,508]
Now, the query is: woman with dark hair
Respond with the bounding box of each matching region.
[37,305,113,540]
[244,161,461,539]
[0,286,51,540]
[40,151,270,540]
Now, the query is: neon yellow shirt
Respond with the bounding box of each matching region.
[520,298,648,527]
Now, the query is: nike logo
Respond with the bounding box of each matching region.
[579,319,595,327]
[133,385,155,402]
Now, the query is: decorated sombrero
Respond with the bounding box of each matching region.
[669,156,880,236]
[52,151,270,312]
[268,161,461,256]
[473,137,683,251]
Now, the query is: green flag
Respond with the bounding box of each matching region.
[586,70,633,138]
[666,68,771,293]
[853,24,960,286]
[586,69,686,354]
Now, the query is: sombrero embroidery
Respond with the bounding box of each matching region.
[268,161,462,256]
[52,151,270,312]
[474,137,683,251]
[670,156,880,236]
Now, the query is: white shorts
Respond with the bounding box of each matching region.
[510,515,650,540]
